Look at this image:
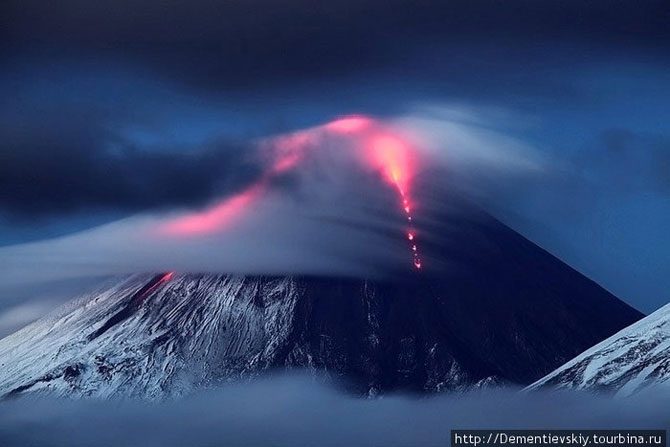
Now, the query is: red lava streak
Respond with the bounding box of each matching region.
[364,129,423,270]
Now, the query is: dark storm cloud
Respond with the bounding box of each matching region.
[0,99,261,217]
[2,0,669,92]
[2,0,668,221]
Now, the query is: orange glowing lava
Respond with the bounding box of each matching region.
[367,134,415,196]
[359,129,423,270]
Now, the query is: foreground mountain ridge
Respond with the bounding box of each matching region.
[527,302,670,396]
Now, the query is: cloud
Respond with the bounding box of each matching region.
[0,376,667,447]
[0,95,262,218]
[0,302,52,338]
[2,0,668,94]
[397,105,544,173]
[0,276,115,338]
[0,108,545,283]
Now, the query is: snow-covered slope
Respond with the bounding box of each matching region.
[0,274,301,399]
[527,303,670,396]
[0,268,642,400]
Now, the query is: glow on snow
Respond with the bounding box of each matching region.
[160,115,423,270]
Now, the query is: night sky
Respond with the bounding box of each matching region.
[1,0,669,316]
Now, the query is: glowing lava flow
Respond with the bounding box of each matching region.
[401,192,421,270]
[161,271,175,282]
[328,116,423,270]
[367,133,423,270]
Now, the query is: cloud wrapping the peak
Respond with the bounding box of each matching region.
[0,108,545,284]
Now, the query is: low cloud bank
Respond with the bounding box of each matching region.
[0,376,667,447]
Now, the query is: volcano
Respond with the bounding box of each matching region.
[0,202,643,399]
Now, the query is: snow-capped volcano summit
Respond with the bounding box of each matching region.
[527,302,670,396]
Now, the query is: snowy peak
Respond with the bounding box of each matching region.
[527,303,670,396]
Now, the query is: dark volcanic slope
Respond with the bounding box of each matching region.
[287,266,641,392]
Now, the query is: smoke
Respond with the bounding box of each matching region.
[0,376,667,447]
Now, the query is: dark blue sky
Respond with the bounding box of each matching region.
[1,0,668,311]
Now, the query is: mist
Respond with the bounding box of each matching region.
[0,376,667,447]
